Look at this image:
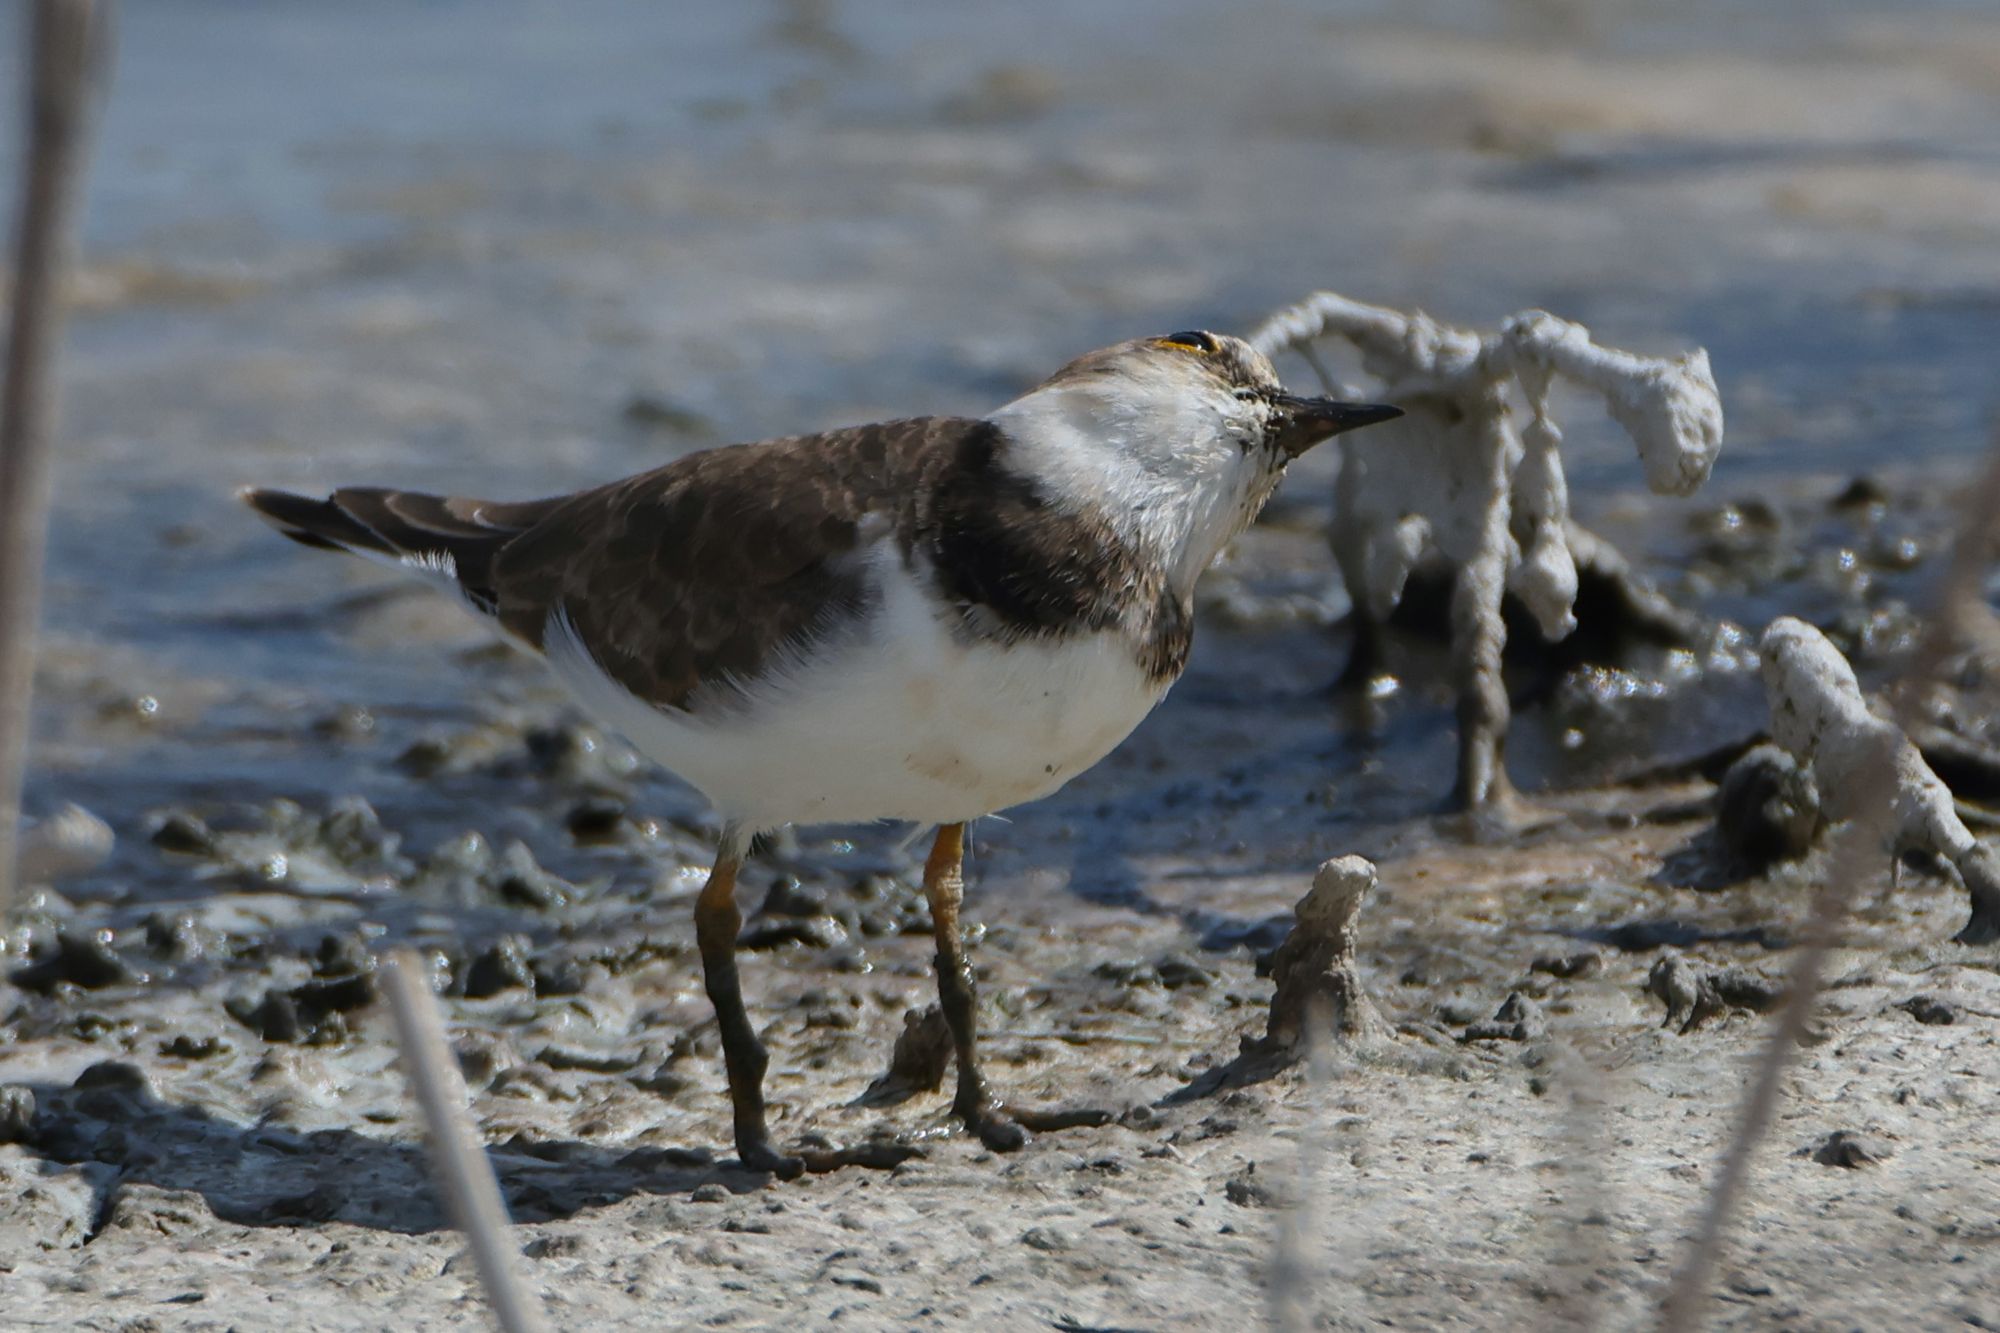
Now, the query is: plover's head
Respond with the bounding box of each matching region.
[1028,330,1400,463]
[990,330,1402,589]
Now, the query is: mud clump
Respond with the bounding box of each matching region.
[1530,951,1603,979]
[1812,1129,1892,1169]
[1223,1163,1294,1210]
[739,899,850,951]
[737,872,929,951]
[290,971,377,1016]
[565,795,628,843]
[144,911,208,964]
[1460,992,1548,1043]
[1759,617,2000,945]
[10,930,140,994]
[1096,954,1216,990]
[462,936,535,998]
[149,809,217,856]
[861,1005,954,1105]
[1896,995,1957,1026]
[160,1034,228,1060]
[226,963,378,1045]
[494,846,572,912]
[406,833,575,912]
[531,955,591,997]
[0,1086,36,1143]
[67,1061,158,1124]
[1646,952,1785,1033]
[1716,742,1821,870]
[1257,855,1387,1052]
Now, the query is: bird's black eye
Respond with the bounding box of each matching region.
[1157,330,1218,354]
[1233,388,1260,403]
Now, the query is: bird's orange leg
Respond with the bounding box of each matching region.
[924,823,1112,1151]
[692,829,922,1177]
[693,831,803,1178]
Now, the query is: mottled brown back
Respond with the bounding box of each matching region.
[246,414,1194,713]
[489,418,968,708]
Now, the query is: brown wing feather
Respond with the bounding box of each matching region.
[489,417,975,710]
[240,485,562,611]
[247,414,1190,716]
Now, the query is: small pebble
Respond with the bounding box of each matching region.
[149,810,217,856]
[531,957,589,997]
[1223,1169,1289,1209]
[1812,1130,1891,1169]
[1717,743,1820,869]
[463,937,535,998]
[494,842,569,911]
[160,1034,226,1060]
[145,911,205,963]
[565,796,627,843]
[830,1272,883,1293]
[1460,992,1547,1042]
[1896,995,1957,1026]
[11,930,137,993]
[226,989,303,1043]
[1530,951,1602,979]
[0,1085,36,1143]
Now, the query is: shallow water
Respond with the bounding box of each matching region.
[10,0,2000,921]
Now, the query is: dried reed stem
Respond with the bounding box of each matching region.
[381,951,549,1333]
[0,0,110,921]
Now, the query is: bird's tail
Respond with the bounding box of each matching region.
[238,484,559,612]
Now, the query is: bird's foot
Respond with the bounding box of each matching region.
[795,1140,927,1174]
[957,1097,1114,1152]
[739,1136,923,1178]
[1006,1103,1116,1133]
[735,1138,806,1180]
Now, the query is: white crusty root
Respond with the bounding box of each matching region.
[1759,616,2000,944]
[1246,293,1724,816]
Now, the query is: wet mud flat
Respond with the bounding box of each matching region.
[10,2,2000,1323]
[4,791,1998,1330]
[6,470,2000,1330]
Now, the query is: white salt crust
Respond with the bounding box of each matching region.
[1247,292,1724,808]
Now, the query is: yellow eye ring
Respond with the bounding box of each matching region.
[1156,330,1218,354]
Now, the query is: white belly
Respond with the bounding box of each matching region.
[543,546,1169,830]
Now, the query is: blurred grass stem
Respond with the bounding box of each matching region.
[0,0,110,918]
[381,950,549,1333]
[1660,440,2000,1331]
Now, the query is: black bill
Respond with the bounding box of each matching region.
[1268,394,1404,458]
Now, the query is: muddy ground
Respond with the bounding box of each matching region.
[7,468,2000,1331]
[9,0,2000,1328]
[5,781,2000,1331]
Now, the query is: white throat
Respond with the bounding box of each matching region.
[987,382,1275,595]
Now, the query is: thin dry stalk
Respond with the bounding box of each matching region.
[0,0,109,921]
[380,951,549,1333]
[1268,997,1334,1333]
[1658,442,2000,1331]
[1547,1038,1627,1330]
